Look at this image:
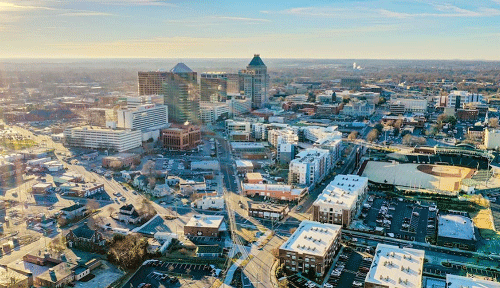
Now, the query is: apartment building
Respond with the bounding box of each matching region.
[312,174,368,227]
[288,148,330,187]
[301,125,341,143]
[227,95,252,117]
[199,102,229,123]
[63,126,142,152]
[365,244,425,288]
[279,221,341,276]
[268,128,299,148]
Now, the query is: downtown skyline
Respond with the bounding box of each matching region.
[0,0,500,60]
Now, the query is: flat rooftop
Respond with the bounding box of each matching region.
[248,202,288,213]
[446,274,500,288]
[313,186,357,211]
[230,142,265,149]
[438,214,476,241]
[246,172,263,181]
[329,174,368,194]
[242,183,305,195]
[185,215,225,229]
[280,220,341,257]
[365,244,425,288]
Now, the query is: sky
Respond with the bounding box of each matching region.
[0,0,500,60]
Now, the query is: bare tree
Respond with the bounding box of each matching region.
[366,129,379,142]
[86,199,100,212]
[489,118,499,128]
[107,206,116,217]
[347,131,358,141]
[141,160,156,177]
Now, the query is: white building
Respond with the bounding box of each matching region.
[199,102,230,124]
[125,96,152,108]
[268,128,299,148]
[446,274,500,288]
[152,183,172,197]
[192,195,225,210]
[484,128,500,150]
[365,244,425,288]
[63,126,142,152]
[447,90,483,108]
[277,143,297,165]
[301,126,341,143]
[341,100,375,117]
[288,148,330,187]
[225,119,251,133]
[227,95,252,117]
[389,98,428,113]
[313,136,342,167]
[117,104,168,141]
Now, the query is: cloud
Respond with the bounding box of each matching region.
[0,1,54,11]
[84,0,176,6]
[265,6,348,17]
[215,16,271,23]
[58,11,113,16]
[381,4,500,18]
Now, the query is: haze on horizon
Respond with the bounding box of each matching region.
[1,0,500,60]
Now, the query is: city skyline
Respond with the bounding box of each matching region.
[0,0,499,60]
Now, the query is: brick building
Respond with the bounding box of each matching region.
[161,125,201,151]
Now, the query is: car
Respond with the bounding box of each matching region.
[427,224,434,228]
[353,281,363,287]
[412,211,420,217]
[324,283,334,288]
[363,257,372,261]
[120,196,126,201]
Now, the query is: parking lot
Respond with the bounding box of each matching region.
[324,247,372,288]
[123,261,216,288]
[360,195,437,243]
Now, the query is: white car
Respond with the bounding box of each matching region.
[353,281,363,287]
[324,284,333,288]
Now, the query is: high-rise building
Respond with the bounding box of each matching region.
[162,63,200,124]
[200,72,227,103]
[240,54,269,108]
[138,71,170,96]
[226,73,243,94]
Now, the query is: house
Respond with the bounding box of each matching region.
[118,204,142,224]
[66,226,107,252]
[152,183,172,197]
[35,262,76,288]
[74,265,90,281]
[196,245,223,258]
[32,182,53,194]
[192,195,225,210]
[133,175,148,191]
[60,203,87,220]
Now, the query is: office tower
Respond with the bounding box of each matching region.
[162,63,200,124]
[226,73,244,94]
[138,71,170,95]
[240,54,269,108]
[200,72,227,103]
[117,104,168,132]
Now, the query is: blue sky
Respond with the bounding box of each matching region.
[0,0,499,59]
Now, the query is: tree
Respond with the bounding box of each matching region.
[394,119,403,129]
[347,131,358,141]
[86,199,100,212]
[342,98,350,104]
[366,129,379,142]
[402,134,413,146]
[489,118,499,128]
[374,123,384,133]
[107,205,116,217]
[141,160,156,177]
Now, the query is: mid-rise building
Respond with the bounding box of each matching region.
[117,104,168,141]
[301,126,341,143]
[445,274,500,288]
[312,174,368,227]
[437,214,476,250]
[125,96,153,108]
[240,54,269,108]
[447,91,483,109]
[277,143,297,165]
[199,102,229,123]
[389,98,428,113]
[279,221,341,276]
[341,100,375,117]
[364,244,425,288]
[288,148,331,187]
[200,72,227,102]
[484,128,500,150]
[268,128,299,148]
[227,95,252,117]
[63,126,142,152]
[162,63,200,123]
[161,125,201,151]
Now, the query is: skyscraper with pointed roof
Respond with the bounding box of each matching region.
[162,63,200,124]
[240,54,269,108]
